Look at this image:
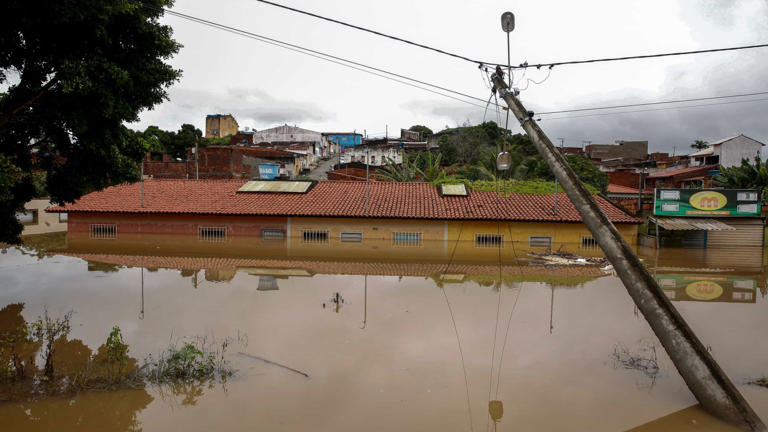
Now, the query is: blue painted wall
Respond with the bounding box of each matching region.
[325,134,362,149]
[258,163,280,180]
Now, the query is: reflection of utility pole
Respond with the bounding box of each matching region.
[549,271,554,334]
[361,266,368,329]
[140,256,145,320]
[323,292,345,313]
[490,69,763,429]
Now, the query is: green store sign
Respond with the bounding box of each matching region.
[654,188,761,217]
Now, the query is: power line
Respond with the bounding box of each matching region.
[149,6,495,110]
[537,90,768,115]
[152,5,768,122]
[252,0,768,70]
[539,96,768,121]
[252,0,487,65]
[508,43,768,70]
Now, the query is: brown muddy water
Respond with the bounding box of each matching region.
[1,232,767,431]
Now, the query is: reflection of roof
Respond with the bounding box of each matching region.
[651,217,735,231]
[48,180,640,223]
[607,184,639,194]
[59,252,607,280]
[646,164,718,179]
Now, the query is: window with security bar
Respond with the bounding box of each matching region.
[340,232,363,243]
[475,234,503,248]
[581,236,599,249]
[529,236,552,249]
[302,230,329,244]
[392,232,422,247]
[90,224,117,240]
[199,226,227,242]
[261,228,285,240]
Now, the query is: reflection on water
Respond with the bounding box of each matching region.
[0,232,766,431]
[2,389,152,432]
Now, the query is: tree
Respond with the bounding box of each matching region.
[713,157,768,199]
[691,140,709,150]
[0,0,181,243]
[528,154,609,193]
[376,153,420,182]
[437,121,506,165]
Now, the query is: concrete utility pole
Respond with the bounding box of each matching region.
[490,71,765,431]
[195,136,199,180]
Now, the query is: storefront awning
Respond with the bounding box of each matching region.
[650,217,736,231]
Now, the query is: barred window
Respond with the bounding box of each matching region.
[302,230,329,243]
[199,226,227,242]
[90,224,117,240]
[340,232,363,243]
[261,228,285,240]
[581,236,599,248]
[529,236,552,249]
[475,234,503,248]
[392,232,422,247]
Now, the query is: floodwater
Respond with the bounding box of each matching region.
[1,232,767,431]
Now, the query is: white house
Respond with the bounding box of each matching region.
[343,143,403,166]
[689,134,764,168]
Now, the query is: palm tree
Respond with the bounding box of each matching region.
[691,139,709,150]
[376,153,419,182]
[414,152,457,184]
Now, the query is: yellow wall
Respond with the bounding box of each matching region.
[287,217,638,261]
[21,199,68,236]
[205,115,239,138]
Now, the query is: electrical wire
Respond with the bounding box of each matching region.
[504,42,768,70]
[251,0,768,70]
[538,90,768,115]
[147,5,496,109]
[539,96,768,121]
[252,0,488,65]
[149,5,768,123]
[518,67,553,91]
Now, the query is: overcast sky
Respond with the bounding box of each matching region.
[132,0,768,155]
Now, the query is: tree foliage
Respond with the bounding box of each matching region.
[713,157,768,200]
[691,139,709,150]
[430,122,608,192]
[0,0,181,243]
[134,123,202,159]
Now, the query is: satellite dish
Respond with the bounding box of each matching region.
[501,12,515,33]
[497,152,512,171]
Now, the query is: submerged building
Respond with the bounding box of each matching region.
[47,180,640,248]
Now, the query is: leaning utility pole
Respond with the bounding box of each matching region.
[490,70,764,431]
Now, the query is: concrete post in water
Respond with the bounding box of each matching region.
[491,71,765,431]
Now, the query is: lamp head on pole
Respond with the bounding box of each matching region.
[497,151,512,171]
[501,12,515,33]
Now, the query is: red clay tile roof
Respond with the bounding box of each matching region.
[646,164,718,179]
[47,179,640,223]
[607,184,640,194]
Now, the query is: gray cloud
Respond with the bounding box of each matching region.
[132,86,331,131]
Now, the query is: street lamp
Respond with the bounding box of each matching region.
[497,12,515,172]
